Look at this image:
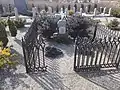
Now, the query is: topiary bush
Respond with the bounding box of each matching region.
[14,18,26,28]
[45,5,48,12]
[56,5,59,13]
[67,16,93,40]
[38,15,58,39]
[8,19,17,37]
[0,22,8,47]
[74,4,77,12]
[68,4,71,10]
[62,5,65,13]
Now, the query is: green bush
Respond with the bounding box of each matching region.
[14,18,26,28]
[0,22,8,47]
[69,10,74,16]
[8,19,17,37]
[0,19,7,27]
[38,15,57,39]
[111,9,120,18]
[107,19,120,30]
[67,16,93,40]
[107,19,119,27]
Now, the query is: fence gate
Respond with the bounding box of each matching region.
[22,19,47,73]
[74,37,120,72]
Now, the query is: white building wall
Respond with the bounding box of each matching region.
[0,0,14,5]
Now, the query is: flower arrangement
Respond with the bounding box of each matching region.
[0,41,17,69]
[69,10,74,16]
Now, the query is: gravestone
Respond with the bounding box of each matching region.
[108,8,111,15]
[48,7,52,14]
[73,7,75,13]
[100,7,102,13]
[60,8,63,13]
[93,8,97,16]
[3,7,6,14]
[65,8,68,15]
[85,6,88,13]
[77,0,80,3]
[32,7,37,18]
[103,7,106,15]
[14,7,19,20]
[57,19,66,34]
[80,8,83,16]
[49,0,52,2]
[37,6,41,13]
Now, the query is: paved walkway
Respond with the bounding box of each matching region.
[0,16,120,90]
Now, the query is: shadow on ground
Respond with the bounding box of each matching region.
[46,41,75,57]
[0,68,29,90]
[0,48,29,90]
[29,57,71,90]
[76,68,120,90]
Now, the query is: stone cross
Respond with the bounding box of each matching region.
[14,7,19,20]
[80,8,83,16]
[93,8,97,16]
[103,7,106,15]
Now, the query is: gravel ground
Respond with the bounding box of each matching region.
[0,16,120,90]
